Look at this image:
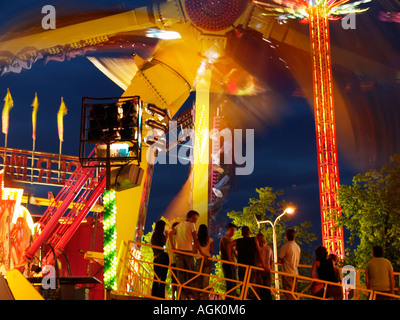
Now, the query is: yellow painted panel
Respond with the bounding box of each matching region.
[115,88,153,254]
[192,163,209,227]
[6,269,44,300]
[192,68,211,226]
[115,175,145,251]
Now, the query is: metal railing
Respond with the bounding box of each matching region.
[114,240,400,301]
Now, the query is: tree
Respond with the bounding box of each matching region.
[210,186,317,295]
[226,187,317,264]
[338,155,400,271]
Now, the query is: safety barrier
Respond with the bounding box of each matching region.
[114,240,400,301]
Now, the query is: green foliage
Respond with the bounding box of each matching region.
[338,155,400,271]
[207,186,317,294]
[294,221,318,264]
[210,254,227,294]
[227,187,285,238]
[141,230,154,262]
[226,187,317,265]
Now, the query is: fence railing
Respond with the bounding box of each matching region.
[114,240,400,301]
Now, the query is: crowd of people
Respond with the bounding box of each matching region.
[149,210,399,300]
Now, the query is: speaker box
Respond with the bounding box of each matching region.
[110,164,144,191]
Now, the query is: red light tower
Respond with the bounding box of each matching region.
[255,0,371,257]
[308,4,344,257]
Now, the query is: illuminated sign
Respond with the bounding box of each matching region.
[0,170,34,272]
[0,147,80,187]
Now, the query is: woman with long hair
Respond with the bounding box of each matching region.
[151,220,169,298]
[311,245,343,300]
[255,233,273,300]
[195,224,214,299]
[166,221,179,299]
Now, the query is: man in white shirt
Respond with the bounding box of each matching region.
[278,228,301,300]
[169,210,204,299]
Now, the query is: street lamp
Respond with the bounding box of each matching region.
[254,207,295,299]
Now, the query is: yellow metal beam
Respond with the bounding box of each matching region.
[6,269,44,300]
[20,195,103,212]
[192,67,211,227]
[0,8,156,57]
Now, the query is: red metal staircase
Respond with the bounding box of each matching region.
[22,154,106,266]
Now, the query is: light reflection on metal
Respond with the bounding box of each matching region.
[308,4,344,257]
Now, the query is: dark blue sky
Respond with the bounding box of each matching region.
[0,0,399,247]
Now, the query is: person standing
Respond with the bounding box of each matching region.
[328,253,343,286]
[255,233,273,300]
[278,228,301,300]
[168,210,205,299]
[166,221,179,300]
[227,226,269,299]
[227,226,257,283]
[219,222,238,299]
[195,224,214,300]
[365,245,395,300]
[311,246,343,300]
[151,220,169,298]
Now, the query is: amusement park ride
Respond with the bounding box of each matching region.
[0,0,387,298]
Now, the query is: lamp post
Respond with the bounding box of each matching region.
[254,207,295,299]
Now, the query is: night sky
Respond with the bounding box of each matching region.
[0,0,399,249]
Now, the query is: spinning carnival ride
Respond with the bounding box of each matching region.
[0,0,386,296]
[254,0,372,258]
